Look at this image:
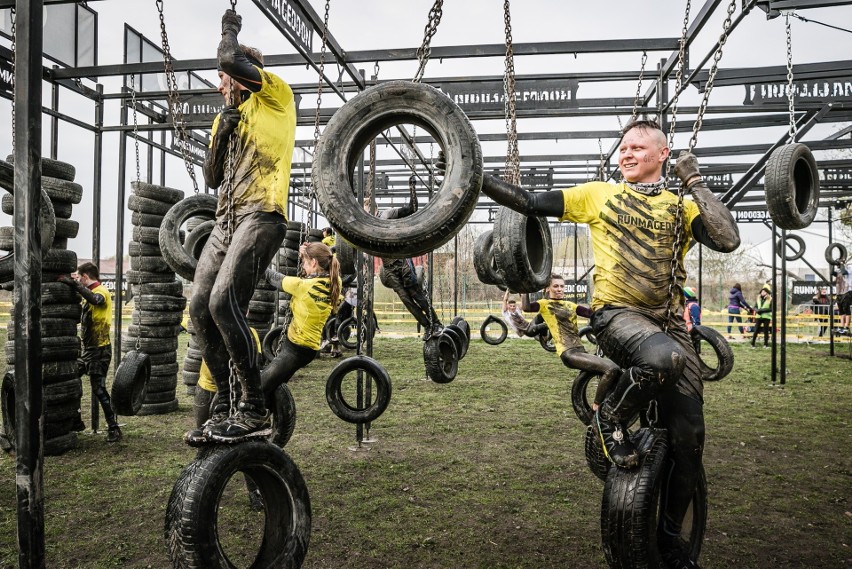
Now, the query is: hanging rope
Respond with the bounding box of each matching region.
[155,0,200,194]
[412,0,444,83]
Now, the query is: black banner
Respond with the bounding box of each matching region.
[732,210,771,223]
[435,79,580,112]
[488,167,554,189]
[0,44,11,97]
[791,280,832,305]
[253,0,314,53]
[744,78,852,105]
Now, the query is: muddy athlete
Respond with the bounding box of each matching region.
[59,263,122,443]
[444,119,739,569]
[502,289,530,336]
[522,274,621,410]
[189,9,296,443]
[376,175,442,340]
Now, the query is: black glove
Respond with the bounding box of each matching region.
[57,275,77,288]
[674,151,702,186]
[217,106,241,138]
[222,9,242,36]
[434,150,446,177]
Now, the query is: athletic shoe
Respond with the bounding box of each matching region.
[660,536,702,569]
[185,409,230,446]
[592,408,638,468]
[329,351,342,358]
[206,405,272,443]
[106,425,122,443]
[248,488,265,512]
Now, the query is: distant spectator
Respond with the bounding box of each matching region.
[727,282,752,337]
[833,257,852,336]
[811,287,831,337]
[751,284,773,347]
[321,227,336,249]
[683,287,701,332]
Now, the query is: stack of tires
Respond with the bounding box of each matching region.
[247,276,276,342]
[122,181,186,416]
[275,221,307,329]
[179,217,212,396]
[0,156,84,456]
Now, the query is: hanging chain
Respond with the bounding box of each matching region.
[130,73,141,183]
[9,8,14,153]
[155,0,199,193]
[307,0,331,237]
[785,12,798,142]
[665,0,691,166]
[502,0,520,186]
[412,0,444,83]
[631,50,648,122]
[687,0,737,153]
[360,139,377,353]
[230,0,237,11]
[596,138,605,180]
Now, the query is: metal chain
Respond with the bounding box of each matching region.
[502,0,520,186]
[687,0,737,152]
[596,138,605,180]
[412,0,444,83]
[665,0,691,167]
[130,73,141,183]
[155,0,199,193]
[631,50,648,122]
[307,0,331,237]
[785,12,798,141]
[360,139,377,353]
[9,8,14,153]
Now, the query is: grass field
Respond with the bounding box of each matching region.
[0,330,850,568]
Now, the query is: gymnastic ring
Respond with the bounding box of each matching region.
[765,142,820,230]
[313,80,482,258]
[325,355,392,424]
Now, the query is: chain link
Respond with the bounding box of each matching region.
[502,0,520,186]
[413,0,444,83]
[785,12,798,141]
[665,0,691,165]
[130,73,141,183]
[9,8,14,153]
[631,50,648,122]
[688,0,737,152]
[155,0,199,193]
[307,0,332,237]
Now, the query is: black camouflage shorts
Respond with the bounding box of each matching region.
[78,345,112,378]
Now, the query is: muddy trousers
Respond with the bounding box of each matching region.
[79,346,118,429]
[190,211,286,412]
[393,283,441,330]
[591,307,705,543]
[261,335,317,398]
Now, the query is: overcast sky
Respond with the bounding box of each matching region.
[0,0,851,277]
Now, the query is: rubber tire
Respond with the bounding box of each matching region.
[53,217,79,239]
[262,326,285,364]
[0,188,57,282]
[325,355,392,424]
[689,325,735,382]
[538,329,556,353]
[423,334,458,384]
[472,230,503,286]
[1,192,72,219]
[135,280,184,297]
[579,325,598,346]
[183,219,215,262]
[134,294,187,312]
[584,424,610,482]
[336,316,376,351]
[269,383,297,448]
[775,233,805,261]
[602,428,707,568]
[571,370,600,426]
[131,211,165,228]
[765,142,820,230]
[112,350,150,416]
[130,255,172,273]
[492,207,553,293]
[334,238,356,275]
[41,176,83,204]
[159,193,217,281]
[480,314,508,345]
[446,324,469,359]
[129,241,162,257]
[1,370,14,451]
[164,440,311,568]
[5,154,76,181]
[131,181,185,204]
[825,243,847,266]
[441,326,466,361]
[313,80,482,258]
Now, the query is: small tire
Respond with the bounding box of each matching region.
[479,315,508,345]
[313,80,482,258]
[584,425,610,482]
[112,350,150,416]
[571,370,600,426]
[472,230,503,286]
[131,180,185,204]
[825,243,847,266]
[423,335,458,384]
[690,325,735,382]
[262,326,285,364]
[775,234,805,261]
[765,142,820,230]
[325,355,392,424]
[159,193,217,281]
[445,324,469,359]
[269,383,297,448]
[492,208,553,293]
[441,326,465,362]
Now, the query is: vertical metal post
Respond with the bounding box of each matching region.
[114,98,128,368]
[780,229,787,386]
[828,207,835,356]
[13,0,46,566]
[49,65,58,159]
[92,85,103,266]
[147,117,154,182]
[159,129,166,185]
[453,234,458,316]
[354,148,365,444]
[770,223,778,384]
[573,223,578,298]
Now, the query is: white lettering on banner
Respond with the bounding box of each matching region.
[264,0,313,52]
[745,78,852,105]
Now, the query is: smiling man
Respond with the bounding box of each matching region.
[444,119,739,568]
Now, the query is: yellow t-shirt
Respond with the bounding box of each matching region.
[322,235,336,248]
[197,327,261,393]
[536,298,583,355]
[280,275,339,350]
[81,282,112,348]
[560,182,699,311]
[210,67,296,219]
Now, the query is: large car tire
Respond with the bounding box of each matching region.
[689,325,735,382]
[159,193,217,281]
[584,425,610,482]
[183,219,215,262]
[445,323,469,359]
[325,355,392,424]
[5,155,76,181]
[472,230,503,286]
[492,207,553,293]
[313,80,482,258]
[765,142,820,230]
[165,440,311,568]
[112,350,150,416]
[334,238,356,275]
[269,383,297,448]
[479,314,508,345]
[423,335,458,384]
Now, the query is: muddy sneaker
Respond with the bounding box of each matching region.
[207,406,273,443]
[106,425,123,443]
[660,538,702,569]
[592,408,638,468]
[248,488,265,512]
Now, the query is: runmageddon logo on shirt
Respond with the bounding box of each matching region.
[614,214,675,232]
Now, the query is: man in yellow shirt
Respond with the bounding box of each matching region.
[189,9,296,443]
[59,263,122,443]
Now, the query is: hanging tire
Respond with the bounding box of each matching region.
[601,428,708,568]
[579,325,598,346]
[269,383,297,448]
[538,329,556,353]
[445,324,469,359]
[584,425,610,482]
[571,370,600,426]
[825,243,847,266]
[1,370,15,451]
[334,237,356,275]
[450,316,471,345]
[765,142,820,230]
[473,230,503,286]
[423,335,458,384]
[321,316,339,344]
[480,314,508,345]
[441,326,465,361]
[262,326,285,364]
[0,188,56,283]
[164,440,311,568]
[690,325,735,382]
[325,355,392,423]
[492,207,553,293]
[159,193,217,281]
[112,350,150,416]
[183,219,215,262]
[313,80,482,258]
[775,234,805,261]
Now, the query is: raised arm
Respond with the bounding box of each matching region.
[217,10,262,93]
[675,151,740,253]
